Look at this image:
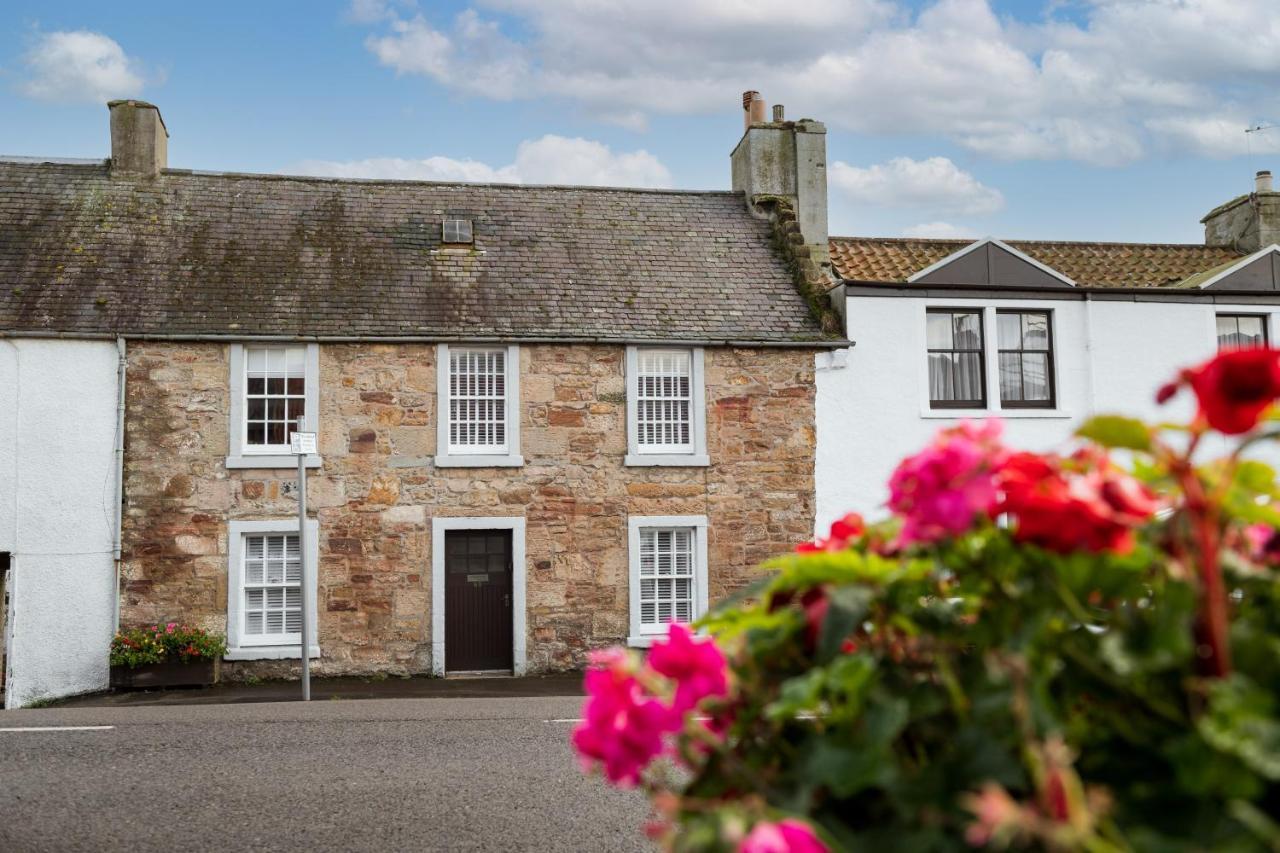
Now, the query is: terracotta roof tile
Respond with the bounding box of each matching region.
[829,236,1243,288]
[0,161,830,342]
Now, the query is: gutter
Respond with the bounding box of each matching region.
[0,331,852,349]
[112,337,125,630]
[839,280,1280,301]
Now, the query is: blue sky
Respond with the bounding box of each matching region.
[2,0,1279,243]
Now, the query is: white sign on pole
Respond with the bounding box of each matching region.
[290,431,317,455]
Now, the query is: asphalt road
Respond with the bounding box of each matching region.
[0,696,650,852]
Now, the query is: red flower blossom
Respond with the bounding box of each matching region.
[1161,348,1280,434]
[996,450,1158,555]
[646,623,729,716]
[739,818,828,853]
[572,649,671,787]
[796,512,865,553]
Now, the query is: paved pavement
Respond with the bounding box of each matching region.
[52,673,586,708]
[0,696,649,852]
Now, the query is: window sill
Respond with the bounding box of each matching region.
[624,454,711,467]
[919,409,1071,420]
[434,453,525,468]
[626,635,659,648]
[226,454,323,470]
[225,645,320,661]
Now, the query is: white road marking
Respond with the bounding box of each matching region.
[0,725,115,733]
[544,718,583,723]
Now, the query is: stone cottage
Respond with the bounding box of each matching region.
[0,97,841,688]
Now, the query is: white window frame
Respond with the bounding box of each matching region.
[627,515,709,647]
[915,302,1071,420]
[227,343,321,469]
[430,516,527,676]
[625,346,709,466]
[435,344,523,468]
[226,518,319,660]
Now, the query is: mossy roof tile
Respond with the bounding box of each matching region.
[0,162,826,342]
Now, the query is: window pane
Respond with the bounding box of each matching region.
[637,526,695,629]
[996,312,1022,349]
[635,349,693,450]
[998,351,1023,402]
[1217,314,1268,350]
[925,312,953,349]
[929,353,957,402]
[1021,353,1051,401]
[953,313,982,351]
[448,348,508,451]
[956,352,983,400]
[1021,313,1050,350]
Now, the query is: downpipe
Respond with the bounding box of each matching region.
[112,337,126,630]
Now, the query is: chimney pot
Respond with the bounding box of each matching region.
[772,104,785,122]
[108,99,168,177]
[1257,170,1273,194]
[742,90,766,129]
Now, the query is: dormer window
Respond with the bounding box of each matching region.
[442,218,473,244]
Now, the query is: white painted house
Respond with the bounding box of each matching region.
[817,172,1280,529]
[0,337,123,707]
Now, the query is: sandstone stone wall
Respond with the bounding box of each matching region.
[120,343,817,677]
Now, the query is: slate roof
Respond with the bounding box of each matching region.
[0,160,830,343]
[829,236,1243,288]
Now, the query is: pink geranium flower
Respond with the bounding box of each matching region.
[646,623,729,716]
[887,419,1006,546]
[571,649,671,787]
[739,819,828,853]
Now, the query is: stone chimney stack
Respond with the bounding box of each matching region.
[108,100,167,177]
[1203,169,1280,253]
[729,90,829,268]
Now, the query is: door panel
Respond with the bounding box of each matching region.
[444,530,513,672]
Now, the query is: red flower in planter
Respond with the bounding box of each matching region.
[1161,348,1280,434]
[887,420,1006,547]
[996,450,1158,555]
[796,512,865,553]
[646,623,729,716]
[572,649,671,787]
[739,818,828,853]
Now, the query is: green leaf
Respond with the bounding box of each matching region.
[816,585,873,663]
[1076,415,1153,451]
[1233,459,1278,494]
[1199,674,1280,781]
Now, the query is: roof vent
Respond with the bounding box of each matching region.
[442,218,473,244]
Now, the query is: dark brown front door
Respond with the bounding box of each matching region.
[444,530,514,672]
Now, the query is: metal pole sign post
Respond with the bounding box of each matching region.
[290,419,317,701]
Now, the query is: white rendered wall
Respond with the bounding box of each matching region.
[816,295,1280,531]
[0,339,119,708]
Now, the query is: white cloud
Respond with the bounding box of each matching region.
[831,157,1004,216]
[352,0,1280,164]
[365,10,530,100]
[294,134,672,188]
[347,0,415,23]
[18,30,146,104]
[902,221,972,239]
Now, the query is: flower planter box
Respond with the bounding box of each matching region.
[110,659,219,691]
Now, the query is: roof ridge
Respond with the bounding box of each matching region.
[166,167,741,197]
[0,158,743,197]
[830,235,1236,250]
